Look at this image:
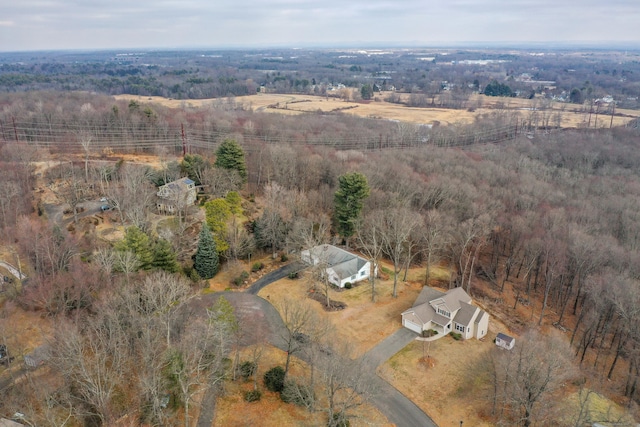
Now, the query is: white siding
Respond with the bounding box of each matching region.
[404,318,422,334]
[475,313,489,339]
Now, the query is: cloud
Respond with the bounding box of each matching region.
[1,0,638,51]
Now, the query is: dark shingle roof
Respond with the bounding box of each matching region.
[496,332,515,344]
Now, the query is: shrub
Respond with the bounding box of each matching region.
[330,412,350,427]
[281,381,314,407]
[239,361,257,380]
[280,254,288,262]
[288,271,299,280]
[251,262,264,272]
[189,268,201,283]
[231,271,249,286]
[264,366,285,392]
[422,329,438,338]
[450,332,462,341]
[344,282,352,289]
[244,390,262,402]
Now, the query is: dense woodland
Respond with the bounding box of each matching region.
[1,47,640,109]
[2,78,640,426]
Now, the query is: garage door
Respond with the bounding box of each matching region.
[403,319,422,334]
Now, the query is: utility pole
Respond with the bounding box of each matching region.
[12,117,19,142]
[181,123,187,156]
[610,101,616,129]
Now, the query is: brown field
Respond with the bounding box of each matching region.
[0,301,52,362]
[115,92,640,128]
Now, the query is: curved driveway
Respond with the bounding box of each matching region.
[0,261,27,280]
[197,263,438,427]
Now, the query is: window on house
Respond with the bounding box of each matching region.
[455,324,465,333]
[437,308,450,318]
[351,275,356,280]
[360,271,365,276]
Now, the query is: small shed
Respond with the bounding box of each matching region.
[495,333,515,350]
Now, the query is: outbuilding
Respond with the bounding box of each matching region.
[495,332,515,350]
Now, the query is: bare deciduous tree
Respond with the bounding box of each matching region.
[482,330,575,426]
[379,206,420,298]
[316,341,378,427]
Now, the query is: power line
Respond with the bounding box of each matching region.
[2,120,520,153]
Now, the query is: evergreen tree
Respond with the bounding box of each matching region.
[360,84,374,100]
[204,198,232,254]
[334,172,370,244]
[194,223,219,279]
[483,80,513,97]
[225,191,243,216]
[115,226,154,270]
[152,238,179,273]
[569,88,584,104]
[214,139,247,183]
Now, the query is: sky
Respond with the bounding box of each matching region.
[1,0,639,52]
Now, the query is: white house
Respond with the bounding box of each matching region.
[401,286,489,340]
[156,177,197,214]
[301,245,373,288]
[495,332,515,350]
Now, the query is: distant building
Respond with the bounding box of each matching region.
[156,177,197,214]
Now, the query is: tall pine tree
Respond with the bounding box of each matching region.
[214,139,247,183]
[334,172,370,245]
[194,223,219,279]
[116,226,154,270]
[152,238,179,273]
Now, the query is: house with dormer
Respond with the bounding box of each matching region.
[401,286,489,340]
[301,244,373,288]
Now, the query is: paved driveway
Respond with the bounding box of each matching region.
[360,327,417,369]
[0,261,26,280]
[246,261,306,295]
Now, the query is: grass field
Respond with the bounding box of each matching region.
[115,92,640,128]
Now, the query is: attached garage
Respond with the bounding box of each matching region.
[403,318,422,334]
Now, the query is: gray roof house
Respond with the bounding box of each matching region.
[402,286,489,340]
[156,177,197,214]
[301,245,373,288]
